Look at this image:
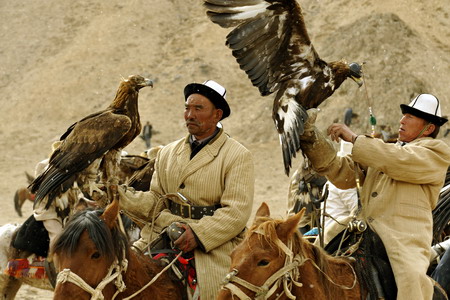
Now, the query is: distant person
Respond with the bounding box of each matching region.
[140,121,153,148]
[322,141,358,228]
[343,107,353,126]
[320,141,358,245]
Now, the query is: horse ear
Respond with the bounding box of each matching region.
[256,202,270,218]
[252,202,271,226]
[100,199,120,229]
[277,208,305,241]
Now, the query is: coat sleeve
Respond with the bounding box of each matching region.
[300,127,365,190]
[189,148,254,252]
[352,136,450,185]
[117,153,167,222]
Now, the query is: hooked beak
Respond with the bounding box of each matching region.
[348,62,364,87]
[350,75,364,87]
[142,78,153,88]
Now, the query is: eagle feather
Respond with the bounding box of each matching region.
[204,0,363,175]
[29,75,153,208]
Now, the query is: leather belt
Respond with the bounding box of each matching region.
[168,199,221,220]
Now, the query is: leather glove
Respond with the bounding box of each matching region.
[173,223,198,253]
[299,108,319,143]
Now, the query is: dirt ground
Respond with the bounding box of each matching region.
[1,0,449,298]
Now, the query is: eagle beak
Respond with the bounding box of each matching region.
[143,78,153,88]
[348,62,363,87]
[350,75,364,87]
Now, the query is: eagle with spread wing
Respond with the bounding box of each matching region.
[204,0,363,175]
[29,75,153,208]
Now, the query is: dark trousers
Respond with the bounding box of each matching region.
[432,249,450,296]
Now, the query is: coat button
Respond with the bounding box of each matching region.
[179,183,185,189]
[371,192,378,197]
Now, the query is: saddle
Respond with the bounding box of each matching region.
[325,228,449,300]
[12,214,50,257]
[325,227,396,300]
[5,216,50,281]
[148,223,197,299]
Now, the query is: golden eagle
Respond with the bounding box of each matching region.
[204,0,363,175]
[29,75,153,208]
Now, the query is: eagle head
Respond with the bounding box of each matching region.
[125,75,154,91]
[348,62,363,87]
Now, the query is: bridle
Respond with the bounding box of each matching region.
[56,249,182,300]
[220,228,358,300]
[56,256,128,300]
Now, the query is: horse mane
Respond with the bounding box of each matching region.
[52,208,129,264]
[249,216,352,299]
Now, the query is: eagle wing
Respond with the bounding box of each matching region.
[31,110,132,207]
[204,0,337,175]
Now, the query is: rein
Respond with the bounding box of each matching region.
[221,228,358,299]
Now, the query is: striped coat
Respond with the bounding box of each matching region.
[303,132,450,300]
[119,128,254,299]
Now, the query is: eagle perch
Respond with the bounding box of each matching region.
[29,75,153,209]
[203,0,363,175]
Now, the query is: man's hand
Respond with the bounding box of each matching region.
[173,223,198,253]
[327,123,358,143]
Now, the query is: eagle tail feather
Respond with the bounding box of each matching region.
[277,102,308,176]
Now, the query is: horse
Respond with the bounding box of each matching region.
[218,202,361,300]
[0,223,53,299]
[13,187,35,217]
[13,172,36,217]
[0,210,140,299]
[52,197,183,299]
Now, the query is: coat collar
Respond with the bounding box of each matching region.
[176,128,228,182]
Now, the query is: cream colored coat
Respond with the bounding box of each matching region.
[118,128,254,299]
[303,133,450,300]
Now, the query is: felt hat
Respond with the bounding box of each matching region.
[184,80,230,120]
[400,94,448,126]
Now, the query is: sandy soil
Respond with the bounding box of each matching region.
[0,0,449,298]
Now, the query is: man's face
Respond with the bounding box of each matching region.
[184,94,223,140]
[398,113,429,142]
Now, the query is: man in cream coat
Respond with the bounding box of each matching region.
[299,94,450,299]
[118,80,254,299]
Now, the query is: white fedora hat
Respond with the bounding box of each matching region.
[400,94,448,126]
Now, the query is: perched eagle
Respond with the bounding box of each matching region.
[204,0,363,175]
[29,75,153,208]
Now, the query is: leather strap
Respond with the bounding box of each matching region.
[168,200,221,219]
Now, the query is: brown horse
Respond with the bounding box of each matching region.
[13,172,36,217]
[13,187,35,217]
[218,202,361,300]
[52,198,183,299]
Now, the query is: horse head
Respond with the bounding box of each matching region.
[218,202,305,299]
[218,202,360,300]
[52,199,129,299]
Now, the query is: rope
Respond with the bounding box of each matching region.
[221,230,358,299]
[121,251,183,300]
[361,64,377,137]
[56,256,128,300]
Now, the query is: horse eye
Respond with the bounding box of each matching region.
[257,260,269,266]
[91,252,101,259]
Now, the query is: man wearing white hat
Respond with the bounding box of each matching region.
[118,80,254,299]
[299,94,450,299]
